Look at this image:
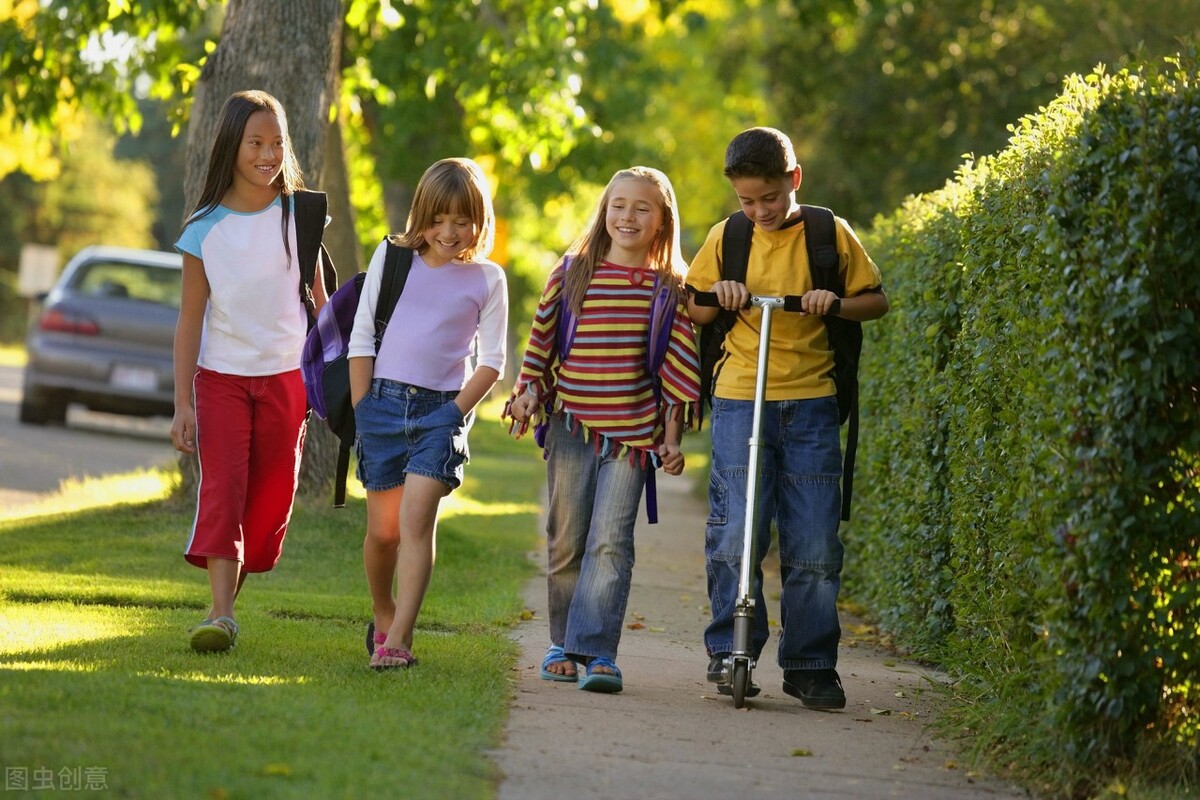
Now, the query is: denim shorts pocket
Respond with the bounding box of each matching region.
[435,399,465,427]
[353,391,384,434]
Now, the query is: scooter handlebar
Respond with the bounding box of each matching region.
[690,291,838,316]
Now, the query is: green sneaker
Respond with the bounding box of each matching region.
[189,616,238,653]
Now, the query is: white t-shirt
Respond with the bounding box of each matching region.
[175,195,309,376]
[348,240,508,391]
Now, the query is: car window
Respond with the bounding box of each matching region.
[72,261,181,308]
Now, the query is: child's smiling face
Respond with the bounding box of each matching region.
[422,205,479,266]
[233,110,285,192]
[604,178,664,264]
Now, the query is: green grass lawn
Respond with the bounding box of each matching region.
[0,408,544,799]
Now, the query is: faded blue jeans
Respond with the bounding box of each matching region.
[543,413,646,664]
[703,395,844,670]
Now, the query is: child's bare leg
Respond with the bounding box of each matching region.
[364,486,403,636]
[376,475,444,666]
[206,557,240,619]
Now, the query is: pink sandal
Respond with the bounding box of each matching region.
[371,645,417,670]
[365,621,388,655]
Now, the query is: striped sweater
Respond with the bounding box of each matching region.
[512,260,701,462]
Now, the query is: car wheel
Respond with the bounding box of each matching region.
[19,389,68,425]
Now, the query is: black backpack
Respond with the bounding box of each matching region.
[696,205,862,521]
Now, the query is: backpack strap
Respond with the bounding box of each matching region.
[641,272,682,525]
[375,242,413,350]
[554,255,578,361]
[696,211,754,426]
[802,204,841,292]
[802,204,859,521]
[293,190,339,322]
[331,240,413,508]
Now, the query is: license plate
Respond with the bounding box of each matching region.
[110,364,158,392]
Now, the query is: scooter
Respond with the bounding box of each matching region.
[693,291,807,708]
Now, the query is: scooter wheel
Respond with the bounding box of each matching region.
[732,660,749,708]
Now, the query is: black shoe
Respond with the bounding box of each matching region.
[708,654,761,698]
[366,621,375,656]
[782,668,846,710]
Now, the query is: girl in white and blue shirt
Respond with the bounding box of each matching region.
[172,90,329,653]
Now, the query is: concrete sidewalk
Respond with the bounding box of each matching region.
[489,473,1030,800]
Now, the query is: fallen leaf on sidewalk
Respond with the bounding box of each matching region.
[627,622,645,630]
[790,749,813,757]
[870,708,891,715]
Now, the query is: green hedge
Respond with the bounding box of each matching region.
[849,48,1199,795]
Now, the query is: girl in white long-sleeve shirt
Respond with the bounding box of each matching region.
[348,158,508,670]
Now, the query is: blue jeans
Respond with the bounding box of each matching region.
[703,395,844,670]
[544,413,646,664]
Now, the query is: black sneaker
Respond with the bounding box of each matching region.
[708,654,761,698]
[782,668,846,710]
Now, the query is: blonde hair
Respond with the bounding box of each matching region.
[561,166,686,315]
[395,158,495,262]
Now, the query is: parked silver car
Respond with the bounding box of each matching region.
[20,246,182,425]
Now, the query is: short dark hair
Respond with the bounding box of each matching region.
[723,127,797,179]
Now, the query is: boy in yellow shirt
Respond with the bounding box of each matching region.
[686,127,889,709]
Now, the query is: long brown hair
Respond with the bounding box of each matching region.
[392,158,496,262]
[182,90,306,267]
[561,166,686,315]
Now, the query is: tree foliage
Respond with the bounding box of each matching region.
[0,0,217,143]
[752,0,1200,224]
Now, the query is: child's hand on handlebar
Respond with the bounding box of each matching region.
[710,280,750,311]
[801,289,840,316]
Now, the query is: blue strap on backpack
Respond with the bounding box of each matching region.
[301,241,413,507]
[541,257,678,523]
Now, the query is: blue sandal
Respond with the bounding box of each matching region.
[578,657,622,693]
[540,645,577,682]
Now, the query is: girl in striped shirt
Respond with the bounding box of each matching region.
[504,167,700,692]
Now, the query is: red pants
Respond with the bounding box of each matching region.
[185,368,308,572]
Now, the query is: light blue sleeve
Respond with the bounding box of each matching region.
[174,207,221,259]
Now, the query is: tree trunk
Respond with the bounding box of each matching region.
[321,116,362,284]
[176,0,346,500]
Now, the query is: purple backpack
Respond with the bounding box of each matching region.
[301,242,412,506]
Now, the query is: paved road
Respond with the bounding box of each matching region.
[490,474,1032,800]
[0,364,175,515]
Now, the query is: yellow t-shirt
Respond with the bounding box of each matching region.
[686,213,882,402]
